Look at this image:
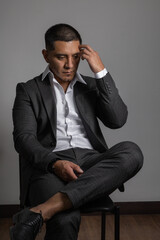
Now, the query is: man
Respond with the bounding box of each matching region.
[10,24,143,240]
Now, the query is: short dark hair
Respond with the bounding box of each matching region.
[45,23,82,50]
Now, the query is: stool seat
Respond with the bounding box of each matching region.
[80,195,114,213]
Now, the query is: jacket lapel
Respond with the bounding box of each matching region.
[74,81,108,152]
[36,75,57,138]
[74,81,96,126]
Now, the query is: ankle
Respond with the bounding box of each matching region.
[30,193,72,222]
[31,204,54,222]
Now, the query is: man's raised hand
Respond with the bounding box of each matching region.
[79,44,105,73]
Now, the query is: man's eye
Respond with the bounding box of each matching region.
[73,54,79,59]
[57,56,65,60]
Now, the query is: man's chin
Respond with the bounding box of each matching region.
[63,78,74,82]
[54,72,76,83]
[62,73,76,81]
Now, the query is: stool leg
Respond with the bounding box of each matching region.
[101,211,106,240]
[114,206,120,240]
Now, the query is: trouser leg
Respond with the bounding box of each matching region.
[28,149,81,240]
[28,171,81,240]
[61,141,143,208]
[44,210,81,240]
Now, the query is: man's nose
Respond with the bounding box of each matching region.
[65,57,74,68]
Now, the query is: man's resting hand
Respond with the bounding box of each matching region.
[53,160,84,182]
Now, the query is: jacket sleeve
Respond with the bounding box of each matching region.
[12,83,58,172]
[96,72,128,129]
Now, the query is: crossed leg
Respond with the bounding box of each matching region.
[28,141,143,240]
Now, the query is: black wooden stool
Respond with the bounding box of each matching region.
[80,195,120,240]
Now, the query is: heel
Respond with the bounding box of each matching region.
[12,208,30,224]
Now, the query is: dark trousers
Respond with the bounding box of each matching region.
[29,141,143,240]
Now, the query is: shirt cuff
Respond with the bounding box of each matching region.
[94,68,108,79]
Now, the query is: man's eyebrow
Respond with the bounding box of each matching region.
[55,54,67,56]
[55,52,80,56]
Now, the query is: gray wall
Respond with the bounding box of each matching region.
[0,0,160,204]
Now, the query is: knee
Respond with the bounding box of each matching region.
[121,141,144,174]
[126,141,143,168]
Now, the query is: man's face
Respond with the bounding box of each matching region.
[42,40,81,85]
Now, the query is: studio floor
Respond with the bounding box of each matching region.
[1,214,160,240]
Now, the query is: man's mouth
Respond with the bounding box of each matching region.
[63,71,74,74]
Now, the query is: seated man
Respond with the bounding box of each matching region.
[10,23,143,240]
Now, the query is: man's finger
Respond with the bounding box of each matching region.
[72,164,84,174]
[69,162,83,173]
[79,44,93,52]
[67,167,78,181]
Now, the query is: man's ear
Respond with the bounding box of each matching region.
[42,49,50,63]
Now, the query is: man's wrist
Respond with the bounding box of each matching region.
[94,68,108,79]
[48,160,59,173]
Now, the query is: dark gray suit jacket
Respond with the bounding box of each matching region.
[12,72,128,206]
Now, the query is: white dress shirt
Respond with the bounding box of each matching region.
[42,66,107,152]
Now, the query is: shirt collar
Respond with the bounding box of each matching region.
[42,66,87,87]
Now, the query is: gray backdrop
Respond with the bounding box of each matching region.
[0,0,160,204]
